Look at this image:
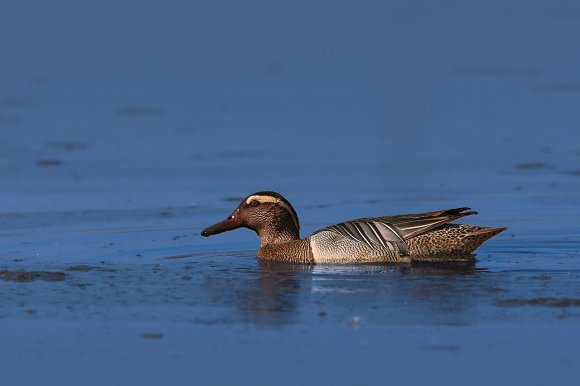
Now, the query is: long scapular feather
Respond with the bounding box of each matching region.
[375,207,478,239]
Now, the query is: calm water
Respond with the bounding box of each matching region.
[1,1,580,385]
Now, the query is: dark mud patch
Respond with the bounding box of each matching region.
[114,106,163,116]
[515,162,555,170]
[36,159,63,167]
[496,298,580,307]
[162,253,196,260]
[65,265,97,272]
[482,286,508,293]
[65,265,116,273]
[0,270,65,282]
[531,275,552,280]
[71,283,92,288]
[141,333,164,339]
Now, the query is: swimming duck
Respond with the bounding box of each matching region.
[201,191,506,264]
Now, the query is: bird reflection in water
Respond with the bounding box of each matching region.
[229,257,487,327]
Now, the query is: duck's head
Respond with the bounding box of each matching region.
[201,191,300,244]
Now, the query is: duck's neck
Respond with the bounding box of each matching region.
[258,237,313,263]
[257,221,300,246]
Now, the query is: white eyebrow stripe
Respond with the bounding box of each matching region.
[245,195,279,204]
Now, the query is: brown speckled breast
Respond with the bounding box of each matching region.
[258,238,314,263]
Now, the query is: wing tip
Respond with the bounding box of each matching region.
[444,207,478,216]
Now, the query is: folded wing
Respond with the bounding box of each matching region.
[322,207,478,254]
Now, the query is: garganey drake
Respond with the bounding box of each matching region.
[201,191,506,264]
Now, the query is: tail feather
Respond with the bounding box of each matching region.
[469,227,507,237]
[407,225,506,260]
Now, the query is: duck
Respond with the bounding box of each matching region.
[201,191,506,264]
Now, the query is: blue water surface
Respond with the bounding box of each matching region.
[1,1,580,385]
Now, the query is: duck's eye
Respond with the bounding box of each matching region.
[250,200,260,207]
